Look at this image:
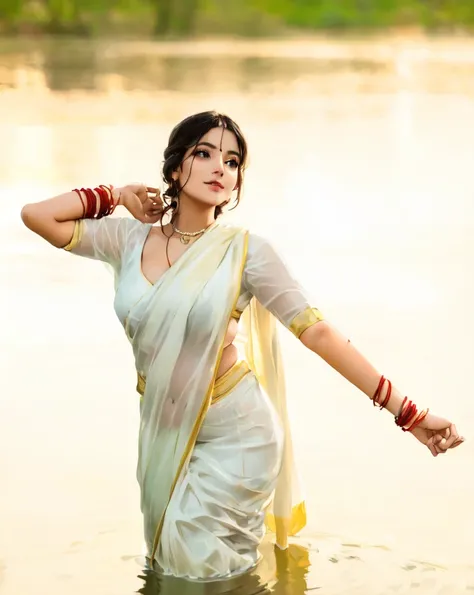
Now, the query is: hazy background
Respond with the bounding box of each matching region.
[1,2,474,594]
[2,0,474,36]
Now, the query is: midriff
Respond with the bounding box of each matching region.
[216,317,239,379]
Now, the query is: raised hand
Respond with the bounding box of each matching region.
[113,184,163,223]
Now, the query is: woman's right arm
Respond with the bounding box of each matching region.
[20,184,162,264]
[21,189,89,249]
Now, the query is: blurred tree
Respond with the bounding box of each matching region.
[44,0,81,27]
[153,0,200,36]
[154,0,173,35]
[0,0,23,20]
[178,0,199,34]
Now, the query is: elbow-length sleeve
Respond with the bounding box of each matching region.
[243,234,324,338]
[62,217,140,270]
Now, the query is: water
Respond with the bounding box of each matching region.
[1,36,474,594]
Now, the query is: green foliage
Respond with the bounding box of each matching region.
[0,0,23,20]
[1,0,474,35]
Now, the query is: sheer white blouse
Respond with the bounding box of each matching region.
[64,217,323,339]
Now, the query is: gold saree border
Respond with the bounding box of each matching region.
[231,308,242,321]
[211,360,250,405]
[150,230,250,562]
[289,307,324,338]
[136,373,146,397]
[62,220,83,251]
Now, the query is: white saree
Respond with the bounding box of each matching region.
[64,216,324,580]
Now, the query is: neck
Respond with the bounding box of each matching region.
[173,194,216,232]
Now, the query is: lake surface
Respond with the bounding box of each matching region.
[1,36,474,594]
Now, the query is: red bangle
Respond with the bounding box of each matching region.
[396,399,418,429]
[108,185,117,214]
[98,185,111,215]
[405,408,429,433]
[395,396,408,423]
[71,185,114,219]
[95,186,109,218]
[379,379,392,410]
[95,184,115,218]
[396,397,413,427]
[104,185,116,214]
[400,402,416,427]
[82,188,97,218]
[73,189,86,217]
[372,376,385,407]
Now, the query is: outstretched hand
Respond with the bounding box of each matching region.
[113,184,164,224]
[410,412,465,457]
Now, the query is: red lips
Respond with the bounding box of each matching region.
[205,181,224,189]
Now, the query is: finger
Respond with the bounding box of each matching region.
[144,202,163,214]
[147,197,163,209]
[431,436,445,454]
[145,204,163,215]
[438,427,451,440]
[144,198,158,209]
[431,434,449,454]
[426,437,439,457]
[146,186,159,194]
[450,434,465,447]
[429,435,449,456]
[442,424,460,450]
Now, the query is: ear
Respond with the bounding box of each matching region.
[172,171,179,181]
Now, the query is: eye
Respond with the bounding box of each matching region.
[194,149,210,158]
[226,158,239,169]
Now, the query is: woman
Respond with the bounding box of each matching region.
[21,111,464,581]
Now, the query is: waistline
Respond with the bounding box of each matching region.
[136,359,251,405]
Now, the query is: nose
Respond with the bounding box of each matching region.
[212,154,224,177]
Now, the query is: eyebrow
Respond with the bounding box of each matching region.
[196,141,241,159]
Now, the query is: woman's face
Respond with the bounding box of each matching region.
[173,126,241,209]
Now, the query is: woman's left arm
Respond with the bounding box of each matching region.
[300,321,465,457]
[244,233,465,457]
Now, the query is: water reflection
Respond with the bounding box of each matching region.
[135,539,474,594]
[2,43,388,93]
[137,543,311,595]
[8,38,474,95]
[41,39,100,91]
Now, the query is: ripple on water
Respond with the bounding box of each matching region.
[129,536,474,595]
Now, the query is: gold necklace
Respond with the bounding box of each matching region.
[172,223,208,244]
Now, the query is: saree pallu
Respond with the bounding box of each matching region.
[128,222,306,579]
[241,300,306,549]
